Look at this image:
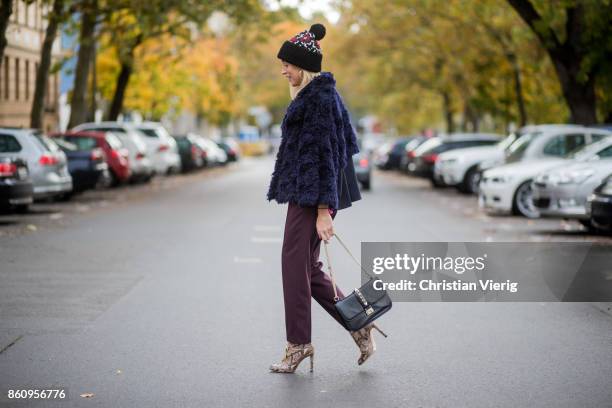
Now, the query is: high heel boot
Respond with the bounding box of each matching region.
[350,322,388,365]
[269,342,314,373]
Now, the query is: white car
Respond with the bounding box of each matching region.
[479,127,612,218]
[134,122,182,175]
[478,124,585,171]
[434,134,517,194]
[532,137,612,224]
[72,121,154,182]
[192,134,227,166]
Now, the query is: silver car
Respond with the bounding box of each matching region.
[0,128,72,199]
[72,122,154,182]
[134,122,182,175]
[532,137,612,224]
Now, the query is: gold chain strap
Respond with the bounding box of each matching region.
[322,233,375,303]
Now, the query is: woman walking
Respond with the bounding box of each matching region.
[266,23,387,374]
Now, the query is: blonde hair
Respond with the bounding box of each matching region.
[290,69,321,100]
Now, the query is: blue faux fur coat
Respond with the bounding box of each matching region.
[266,71,360,210]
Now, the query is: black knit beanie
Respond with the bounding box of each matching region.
[277,23,326,72]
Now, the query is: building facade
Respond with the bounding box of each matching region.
[0,0,61,130]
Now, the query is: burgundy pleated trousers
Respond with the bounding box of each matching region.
[281,201,348,344]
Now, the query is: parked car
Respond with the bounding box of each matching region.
[586,174,612,233]
[479,128,612,218]
[434,133,519,194]
[134,122,181,175]
[172,134,206,172]
[215,137,241,162]
[361,132,388,154]
[375,137,416,170]
[408,133,502,187]
[399,135,430,173]
[0,156,33,212]
[193,135,227,166]
[0,128,72,200]
[72,122,154,183]
[51,138,109,199]
[532,138,612,227]
[354,137,372,190]
[51,131,131,187]
[478,124,600,172]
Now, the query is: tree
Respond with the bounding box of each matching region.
[507,0,612,124]
[67,0,98,128]
[30,0,66,129]
[103,0,263,121]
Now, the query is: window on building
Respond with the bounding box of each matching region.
[25,60,30,100]
[4,57,9,100]
[15,58,20,100]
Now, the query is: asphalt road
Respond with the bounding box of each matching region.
[1,156,611,408]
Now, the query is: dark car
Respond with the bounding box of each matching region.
[376,137,417,170]
[52,138,109,199]
[408,134,502,187]
[51,131,131,187]
[0,156,33,213]
[354,137,372,190]
[399,136,430,173]
[586,174,612,233]
[216,138,240,162]
[172,134,206,172]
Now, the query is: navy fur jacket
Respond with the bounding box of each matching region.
[266,71,361,210]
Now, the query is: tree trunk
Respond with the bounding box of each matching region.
[507,0,598,125]
[442,90,454,133]
[87,41,97,121]
[68,0,97,129]
[106,58,133,120]
[0,0,12,67]
[30,0,63,129]
[551,57,597,125]
[508,53,527,127]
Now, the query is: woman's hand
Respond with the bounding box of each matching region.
[316,208,334,241]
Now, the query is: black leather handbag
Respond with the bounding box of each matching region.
[323,233,392,332]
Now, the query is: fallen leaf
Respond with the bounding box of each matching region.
[80,393,94,398]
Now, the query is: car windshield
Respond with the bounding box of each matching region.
[105,133,123,150]
[138,128,160,138]
[566,140,612,160]
[64,136,97,151]
[413,138,441,155]
[54,138,78,151]
[33,132,60,153]
[499,133,519,151]
[505,132,539,161]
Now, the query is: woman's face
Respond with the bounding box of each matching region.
[281,60,303,87]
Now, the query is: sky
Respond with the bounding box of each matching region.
[264,0,341,24]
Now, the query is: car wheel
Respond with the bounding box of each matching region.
[431,177,445,188]
[361,178,371,190]
[14,204,30,213]
[578,219,598,232]
[109,170,121,187]
[55,191,74,202]
[458,166,481,194]
[512,180,539,218]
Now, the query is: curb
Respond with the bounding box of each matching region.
[592,302,612,318]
